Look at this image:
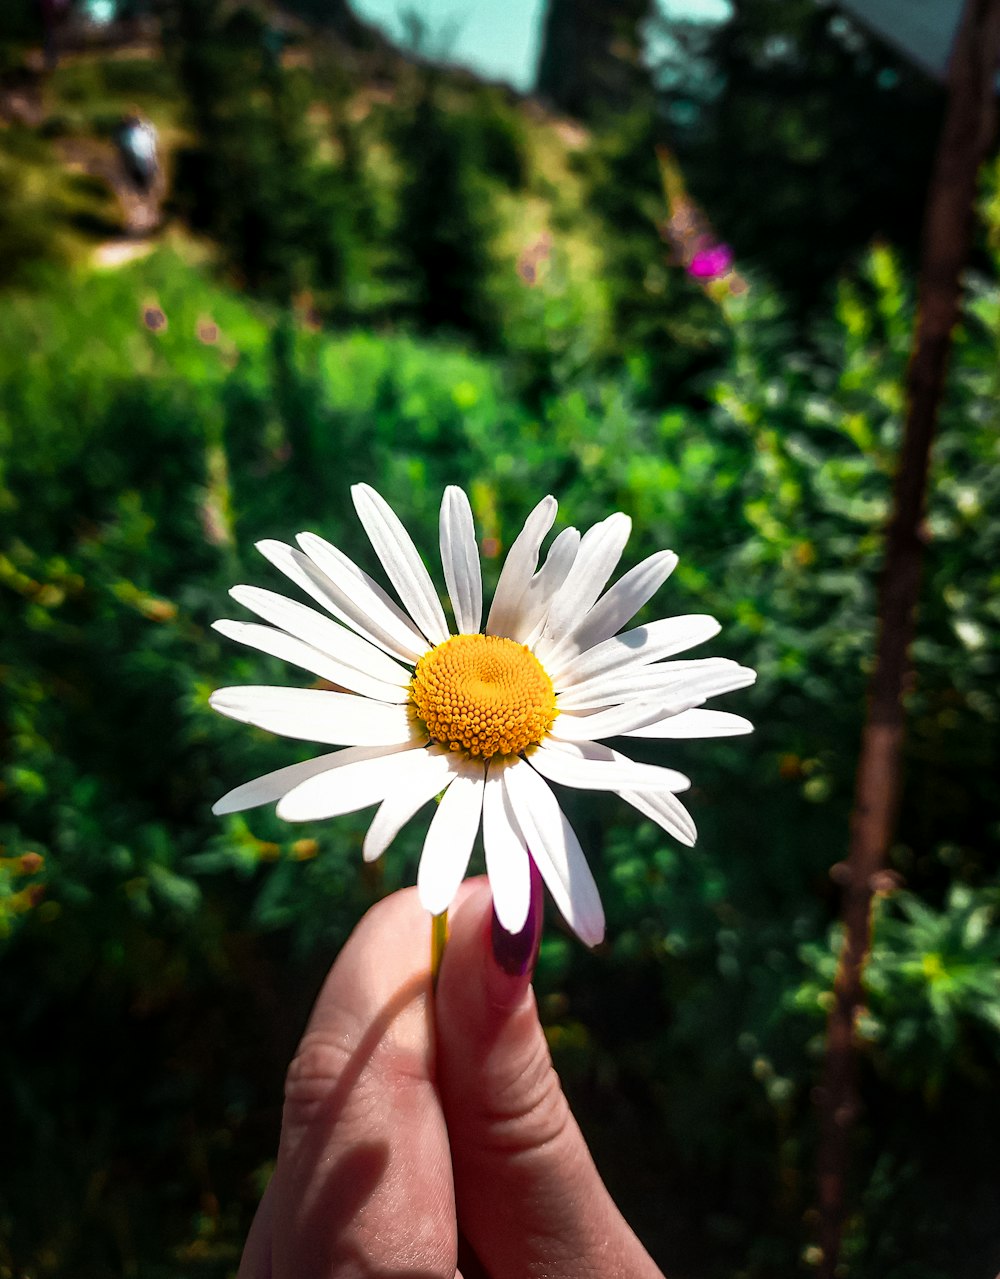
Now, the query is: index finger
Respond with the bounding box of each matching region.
[435,877,664,1279]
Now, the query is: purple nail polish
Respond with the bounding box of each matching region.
[491,861,543,977]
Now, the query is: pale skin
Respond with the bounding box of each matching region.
[238,876,666,1279]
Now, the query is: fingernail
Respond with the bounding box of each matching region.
[490,862,543,979]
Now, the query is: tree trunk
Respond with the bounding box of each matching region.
[535,0,655,121]
[814,3,1000,1276]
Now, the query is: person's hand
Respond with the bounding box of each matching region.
[238,875,665,1279]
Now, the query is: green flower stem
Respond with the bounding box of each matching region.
[431,909,449,991]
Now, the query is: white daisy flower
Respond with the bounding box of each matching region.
[210,485,755,945]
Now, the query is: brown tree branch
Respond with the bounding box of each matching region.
[814,3,1000,1275]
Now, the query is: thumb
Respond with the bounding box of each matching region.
[435,874,663,1279]
[241,888,458,1279]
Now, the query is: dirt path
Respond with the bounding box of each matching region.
[0,76,46,127]
[4,61,166,267]
[56,134,166,238]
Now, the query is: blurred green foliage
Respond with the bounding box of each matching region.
[1,12,999,1279]
[2,230,997,1275]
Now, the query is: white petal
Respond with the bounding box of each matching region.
[502,759,605,946]
[439,485,482,635]
[230,584,411,686]
[482,769,532,932]
[618,789,697,846]
[209,686,418,747]
[555,657,743,711]
[362,747,457,863]
[213,620,409,703]
[296,533,432,662]
[213,745,400,815]
[551,701,686,741]
[276,747,429,821]
[535,514,632,657]
[485,495,557,638]
[529,740,690,793]
[619,664,756,721]
[513,527,581,645]
[544,549,678,665]
[256,539,427,664]
[626,708,755,739]
[550,615,722,687]
[416,760,486,916]
[352,484,450,646]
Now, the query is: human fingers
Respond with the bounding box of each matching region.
[239,887,458,1279]
[435,874,664,1279]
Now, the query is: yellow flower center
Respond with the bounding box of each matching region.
[410,634,557,760]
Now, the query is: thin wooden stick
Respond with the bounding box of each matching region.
[814,4,1000,1275]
